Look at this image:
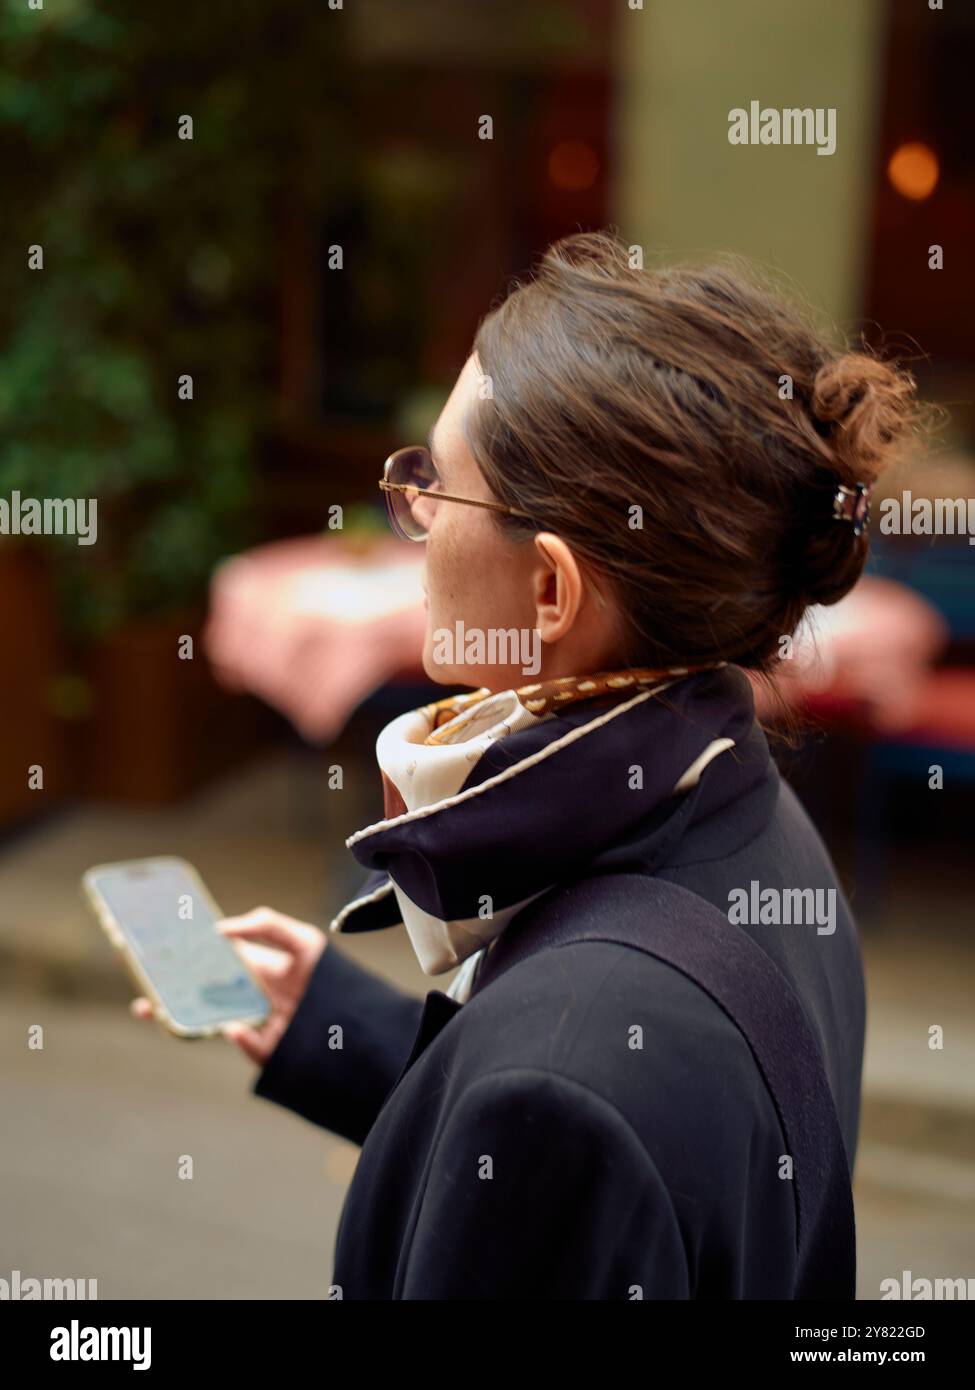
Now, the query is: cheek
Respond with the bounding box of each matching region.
[427,518,531,633]
[427,509,490,606]
[425,518,462,609]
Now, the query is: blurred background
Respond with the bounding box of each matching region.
[1,0,973,1298]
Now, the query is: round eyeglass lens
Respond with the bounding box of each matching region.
[387,446,440,540]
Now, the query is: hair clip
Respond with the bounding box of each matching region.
[832,482,871,536]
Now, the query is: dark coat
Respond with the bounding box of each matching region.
[253,668,865,1299]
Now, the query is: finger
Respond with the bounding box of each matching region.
[230,940,292,977]
[221,1021,268,1066]
[129,998,154,1020]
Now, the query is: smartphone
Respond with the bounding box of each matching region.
[83,855,270,1038]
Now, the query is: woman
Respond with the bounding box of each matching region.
[134,230,922,1298]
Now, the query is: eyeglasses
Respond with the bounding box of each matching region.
[379,446,535,543]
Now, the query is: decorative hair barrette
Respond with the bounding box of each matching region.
[832,482,871,536]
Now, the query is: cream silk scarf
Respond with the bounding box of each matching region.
[353,665,730,1000]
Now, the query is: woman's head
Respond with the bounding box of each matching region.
[419,229,927,690]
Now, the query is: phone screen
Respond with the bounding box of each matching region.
[92,858,269,1031]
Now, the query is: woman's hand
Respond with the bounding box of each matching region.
[129,906,327,1067]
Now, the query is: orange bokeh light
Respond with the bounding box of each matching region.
[547,140,599,193]
[887,142,939,201]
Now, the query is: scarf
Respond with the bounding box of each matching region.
[377,665,713,819]
[329,663,756,1002]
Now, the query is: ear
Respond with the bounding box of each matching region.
[532,532,585,642]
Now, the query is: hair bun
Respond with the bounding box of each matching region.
[797,351,922,608]
[810,351,916,486]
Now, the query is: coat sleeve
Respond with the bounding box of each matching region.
[252,941,423,1147]
[397,1067,690,1299]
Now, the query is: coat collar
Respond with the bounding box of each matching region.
[389,989,464,1091]
[330,666,773,983]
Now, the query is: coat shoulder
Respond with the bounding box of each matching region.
[457,939,786,1155]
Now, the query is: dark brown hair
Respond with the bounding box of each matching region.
[466,229,929,672]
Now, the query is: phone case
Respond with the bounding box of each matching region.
[82,855,270,1040]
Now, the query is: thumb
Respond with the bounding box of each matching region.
[217,910,311,955]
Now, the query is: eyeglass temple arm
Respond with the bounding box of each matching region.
[378,480,533,521]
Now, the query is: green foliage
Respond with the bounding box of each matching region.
[0,0,350,637]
